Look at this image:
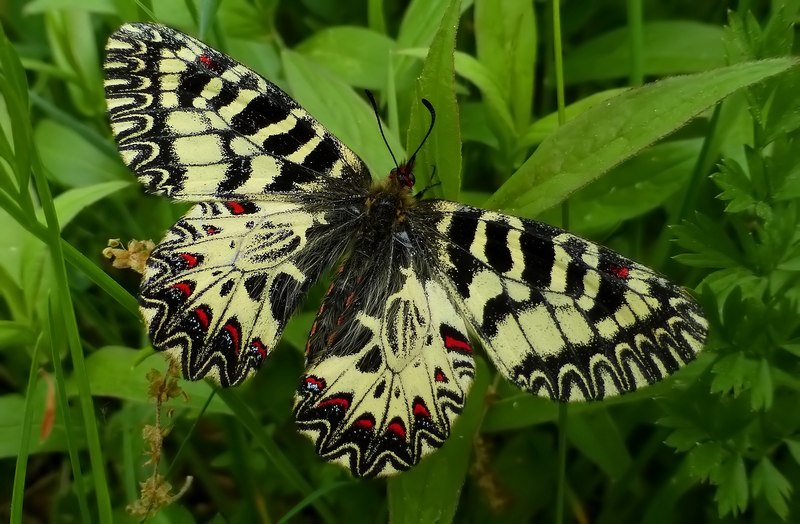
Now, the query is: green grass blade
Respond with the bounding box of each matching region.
[10,333,44,524]
[406,0,462,199]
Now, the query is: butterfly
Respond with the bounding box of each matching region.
[104,22,708,478]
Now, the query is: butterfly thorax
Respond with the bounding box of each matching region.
[364,175,417,227]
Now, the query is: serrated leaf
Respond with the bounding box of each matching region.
[712,454,749,518]
[710,353,752,397]
[712,157,757,213]
[751,457,791,519]
[664,427,709,452]
[749,359,773,411]
[686,442,727,482]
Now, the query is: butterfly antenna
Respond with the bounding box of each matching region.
[365,90,399,169]
[409,98,436,163]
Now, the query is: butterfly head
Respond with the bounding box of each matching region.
[389,160,416,189]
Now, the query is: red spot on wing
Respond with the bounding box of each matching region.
[609,264,630,279]
[225,201,245,215]
[179,253,200,268]
[250,338,268,358]
[223,322,241,353]
[194,306,211,330]
[171,281,193,298]
[317,396,350,411]
[304,375,326,393]
[434,367,448,383]
[199,54,214,68]
[353,416,375,430]
[444,335,472,354]
[413,400,431,418]
[386,419,407,440]
[204,224,221,235]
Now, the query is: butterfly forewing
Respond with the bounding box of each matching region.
[104,23,370,201]
[419,201,707,401]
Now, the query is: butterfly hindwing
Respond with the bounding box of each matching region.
[140,200,351,386]
[104,23,370,201]
[294,242,474,477]
[419,201,707,401]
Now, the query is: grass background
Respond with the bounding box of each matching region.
[1,0,800,522]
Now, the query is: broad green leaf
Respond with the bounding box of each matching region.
[283,49,404,179]
[73,346,231,414]
[485,58,798,216]
[518,88,628,149]
[564,21,726,84]
[539,139,702,236]
[0,381,80,459]
[36,119,128,188]
[42,180,132,228]
[297,27,396,89]
[388,357,489,524]
[407,0,462,199]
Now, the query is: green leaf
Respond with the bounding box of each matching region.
[23,0,116,14]
[0,320,36,348]
[672,213,746,269]
[749,359,773,411]
[751,457,791,519]
[664,427,709,453]
[47,180,132,228]
[0,384,80,459]
[710,353,752,397]
[567,409,631,481]
[712,453,749,517]
[387,357,489,524]
[407,0,462,199]
[518,88,628,149]
[564,21,726,84]
[485,58,798,215]
[785,439,800,464]
[686,441,727,482]
[297,27,396,89]
[541,139,702,235]
[35,119,128,188]
[74,346,231,414]
[711,157,757,213]
[282,49,404,178]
